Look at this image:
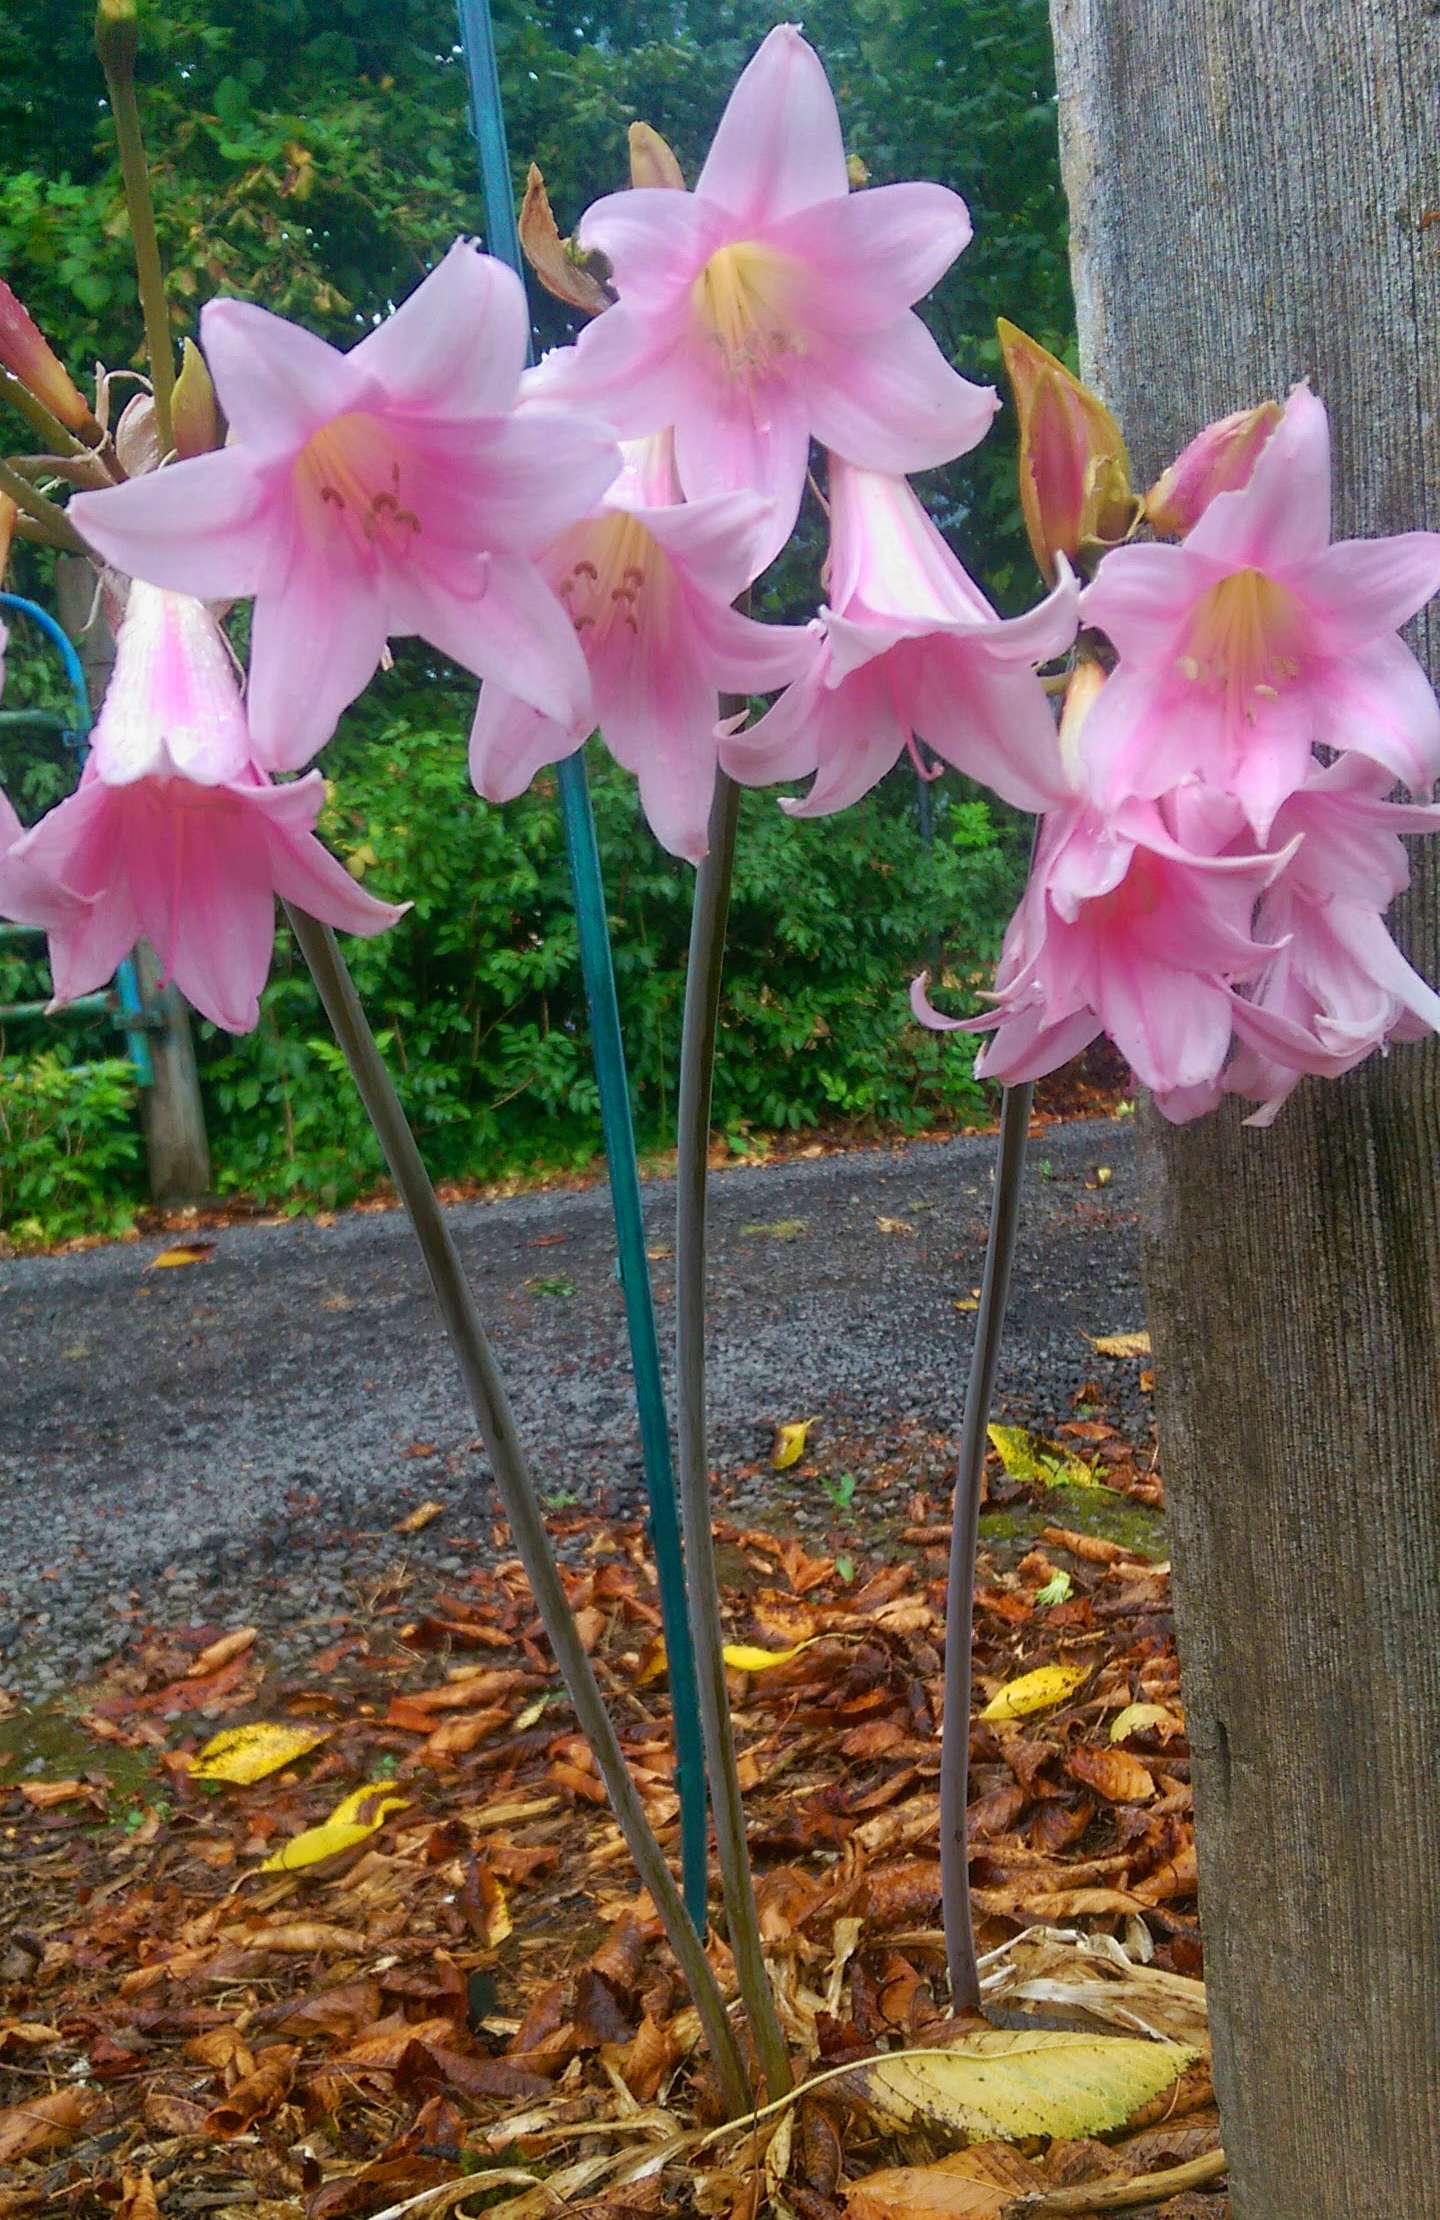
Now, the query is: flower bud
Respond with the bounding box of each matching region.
[0,492,17,580]
[998,319,1136,580]
[627,122,684,191]
[0,280,91,435]
[172,337,221,458]
[518,164,613,318]
[1144,400,1283,537]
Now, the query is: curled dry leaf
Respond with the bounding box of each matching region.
[0,2085,97,2164]
[186,1626,257,1678]
[1067,1748,1157,1805]
[1108,1704,1181,1746]
[396,1499,445,1534]
[18,1777,100,1809]
[204,2042,298,2136]
[518,163,614,316]
[1089,1332,1151,1359]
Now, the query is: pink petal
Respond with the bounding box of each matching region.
[681,588,817,695]
[200,296,357,454]
[1095,952,1233,1092]
[1079,665,1212,808]
[1152,1078,1225,1124]
[780,667,907,816]
[1079,541,1198,671]
[576,189,714,309]
[636,487,784,604]
[695,26,849,226]
[69,449,274,601]
[128,787,277,1033]
[975,1002,1103,1083]
[250,779,408,939]
[0,788,91,930]
[1313,635,1440,792]
[469,685,584,803]
[909,971,969,1031]
[806,312,998,475]
[1186,383,1331,570]
[1297,530,1440,650]
[910,648,1071,813]
[719,671,823,787]
[438,409,622,554]
[350,241,528,415]
[769,182,973,334]
[395,550,592,729]
[246,552,390,770]
[670,370,812,568]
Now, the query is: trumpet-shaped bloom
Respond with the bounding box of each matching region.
[469,434,814,862]
[70,242,620,770]
[6,586,403,1033]
[1144,401,1282,538]
[723,460,1076,814]
[1078,385,1440,835]
[913,798,1291,1110]
[530,25,996,567]
[1221,757,1440,1121]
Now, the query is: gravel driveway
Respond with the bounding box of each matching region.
[0,1116,1143,1694]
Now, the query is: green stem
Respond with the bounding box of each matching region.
[98,21,175,451]
[0,458,88,551]
[674,770,792,2102]
[286,907,752,2118]
[940,1079,1034,2009]
[0,372,90,459]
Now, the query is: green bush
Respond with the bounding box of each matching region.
[197,697,1020,1210]
[0,1052,144,1246]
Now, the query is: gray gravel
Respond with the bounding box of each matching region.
[0,1117,1142,1695]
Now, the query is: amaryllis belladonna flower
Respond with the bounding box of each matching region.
[1078,384,1440,837]
[469,432,813,862]
[69,242,619,770]
[530,24,995,567]
[913,795,1294,1117]
[722,458,1077,814]
[2,585,403,1033]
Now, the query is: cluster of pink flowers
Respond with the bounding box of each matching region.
[2,23,1439,1125]
[916,387,1440,1121]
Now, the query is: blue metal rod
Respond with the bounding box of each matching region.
[454,0,710,1931]
[0,589,154,1086]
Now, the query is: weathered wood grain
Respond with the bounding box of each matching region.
[1047,5,1440,2212]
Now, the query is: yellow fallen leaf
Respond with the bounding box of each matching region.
[772,1418,815,1471]
[258,1782,410,1871]
[635,1637,669,1687]
[190,1721,332,1785]
[723,1638,818,1674]
[980,1661,1090,1722]
[876,1216,916,1236]
[1091,1330,1152,1359]
[953,1296,980,1313]
[395,1499,445,1534]
[148,1241,215,1270]
[1091,1164,1114,1187]
[833,2029,1199,2144]
[1109,1702,1181,1744]
[988,1424,1100,1491]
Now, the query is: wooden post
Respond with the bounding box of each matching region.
[1047,6,1440,2212]
[55,559,212,1204]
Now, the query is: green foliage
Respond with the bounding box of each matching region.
[198,706,1018,1209]
[0,1051,143,1245]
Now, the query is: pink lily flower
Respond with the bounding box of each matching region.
[6,585,404,1033]
[69,242,620,770]
[912,797,1292,1110]
[1222,756,1440,1121]
[0,787,93,932]
[1078,385,1440,836]
[530,25,996,567]
[722,459,1077,813]
[468,433,814,862]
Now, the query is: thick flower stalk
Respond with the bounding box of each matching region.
[0,583,402,1032]
[531,23,996,566]
[69,242,620,769]
[724,457,1078,814]
[470,431,814,860]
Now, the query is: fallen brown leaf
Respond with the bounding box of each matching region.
[186,1626,257,1677]
[0,2086,96,2164]
[396,1499,445,1533]
[1067,1748,1157,1805]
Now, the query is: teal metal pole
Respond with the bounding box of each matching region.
[453,0,710,1930]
